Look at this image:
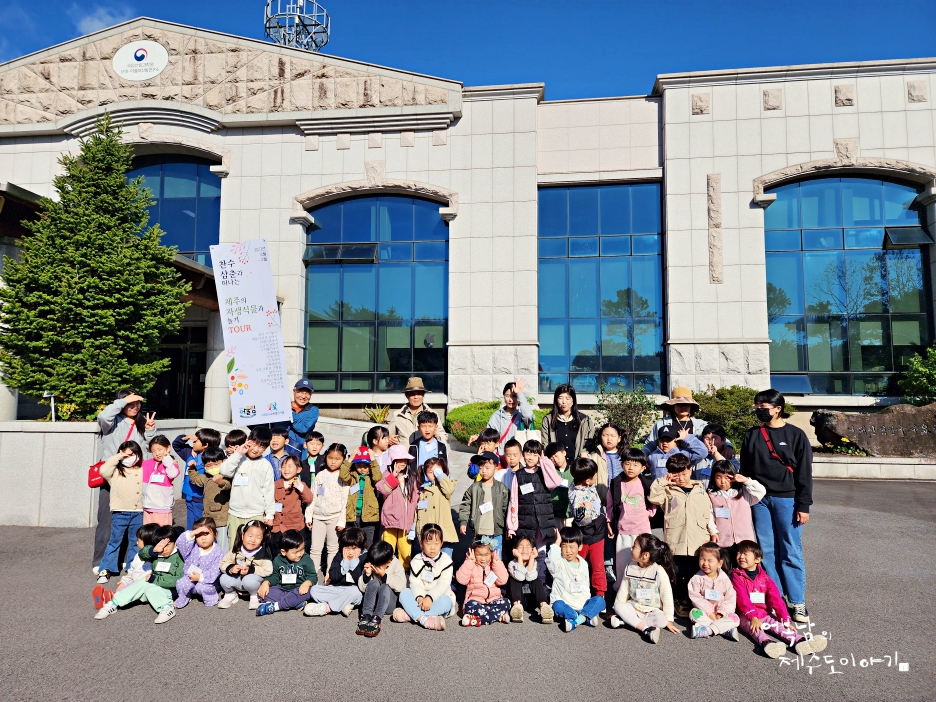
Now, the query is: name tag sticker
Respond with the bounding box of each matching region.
[417,500,428,510]
[281,573,297,585]
[349,483,360,494]
[484,571,498,587]
[150,473,164,483]
[705,588,722,601]
[272,502,283,513]
[560,479,569,488]
[569,581,585,593]
[520,483,534,495]
[420,569,435,583]
[317,485,325,496]
[750,591,766,604]
[233,474,248,487]
[715,507,731,519]
[479,502,493,514]
[155,561,171,572]
[635,588,653,600]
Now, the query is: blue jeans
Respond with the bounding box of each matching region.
[399,589,453,622]
[100,511,143,574]
[185,497,203,530]
[751,495,806,604]
[552,596,605,624]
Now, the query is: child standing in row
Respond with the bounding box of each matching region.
[304,443,351,584]
[566,457,609,602]
[456,541,510,626]
[590,423,624,486]
[497,438,523,486]
[220,427,276,546]
[340,446,384,548]
[548,527,605,632]
[644,425,708,480]
[609,449,654,586]
[507,536,552,623]
[175,428,222,531]
[270,455,312,554]
[266,428,293,480]
[415,457,458,557]
[363,426,391,473]
[707,460,765,560]
[393,524,454,630]
[458,452,509,557]
[377,444,420,569]
[545,442,572,532]
[507,440,562,582]
[187,447,231,552]
[300,430,325,486]
[256,529,317,616]
[223,429,247,457]
[687,542,739,640]
[408,411,449,467]
[610,534,680,643]
[355,541,407,637]
[467,428,502,481]
[141,436,179,526]
[304,527,368,617]
[174,518,223,608]
[218,521,274,610]
[97,442,144,583]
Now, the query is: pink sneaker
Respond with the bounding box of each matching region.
[420,615,446,630]
[391,608,412,623]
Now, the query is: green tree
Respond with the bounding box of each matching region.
[0,114,190,418]
[594,384,657,448]
[899,345,936,406]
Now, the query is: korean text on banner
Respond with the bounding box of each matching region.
[210,239,292,425]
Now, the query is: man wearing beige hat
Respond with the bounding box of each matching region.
[388,377,448,446]
[644,386,710,448]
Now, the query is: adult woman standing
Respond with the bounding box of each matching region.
[739,388,813,623]
[644,386,709,447]
[93,389,157,578]
[539,384,594,459]
[467,377,534,452]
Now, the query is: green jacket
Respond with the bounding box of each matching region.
[551,467,573,519]
[458,480,509,536]
[340,459,383,524]
[139,546,185,589]
[266,554,317,590]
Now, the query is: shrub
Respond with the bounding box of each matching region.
[693,385,798,445]
[444,399,547,445]
[899,346,936,406]
[594,385,657,448]
[363,405,390,424]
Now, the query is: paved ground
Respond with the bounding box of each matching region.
[1,479,933,702]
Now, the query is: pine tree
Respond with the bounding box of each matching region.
[0,114,191,418]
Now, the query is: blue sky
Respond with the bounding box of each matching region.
[1,0,934,99]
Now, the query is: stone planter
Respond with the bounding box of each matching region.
[813,455,936,480]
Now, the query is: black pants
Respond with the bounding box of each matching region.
[351,517,381,550]
[507,576,548,608]
[93,486,112,566]
[673,555,696,604]
[361,578,397,618]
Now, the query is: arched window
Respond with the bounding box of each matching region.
[127,155,222,267]
[303,195,448,393]
[764,176,931,396]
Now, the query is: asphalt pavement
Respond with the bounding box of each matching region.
[1,478,933,702]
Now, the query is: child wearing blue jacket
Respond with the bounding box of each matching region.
[174,429,222,530]
[643,425,708,480]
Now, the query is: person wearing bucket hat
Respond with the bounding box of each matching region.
[388,377,447,447]
[643,386,710,450]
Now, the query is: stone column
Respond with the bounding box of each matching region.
[202,311,230,423]
[0,380,17,421]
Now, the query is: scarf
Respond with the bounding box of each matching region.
[340,557,360,575]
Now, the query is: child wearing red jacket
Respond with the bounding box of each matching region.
[456,541,510,626]
[731,540,828,658]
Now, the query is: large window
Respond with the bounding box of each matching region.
[537,183,664,395]
[127,155,221,267]
[304,195,448,393]
[765,177,931,395]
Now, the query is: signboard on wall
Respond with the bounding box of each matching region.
[210,239,292,426]
[112,40,169,81]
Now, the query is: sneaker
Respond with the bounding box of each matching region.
[789,602,810,623]
[795,635,828,656]
[217,592,239,609]
[154,607,175,624]
[461,614,481,627]
[691,624,711,639]
[103,589,114,604]
[94,601,118,620]
[609,615,624,629]
[96,571,110,585]
[420,615,445,631]
[725,627,740,642]
[392,607,412,623]
[509,602,524,623]
[365,616,381,637]
[676,601,691,618]
[499,611,510,624]
[587,615,600,627]
[341,603,355,617]
[763,641,787,659]
[92,584,106,610]
[539,603,554,624]
[256,601,278,617]
[563,618,577,633]
[642,626,661,644]
[92,566,100,576]
[173,597,188,609]
[303,602,329,617]
[355,616,370,636]
[248,595,259,610]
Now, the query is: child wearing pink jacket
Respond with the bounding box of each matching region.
[456,541,510,626]
[141,436,180,526]
[687,542,739,640]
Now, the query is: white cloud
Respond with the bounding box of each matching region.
[69,5,135,36]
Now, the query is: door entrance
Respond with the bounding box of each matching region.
[150,326,208,419]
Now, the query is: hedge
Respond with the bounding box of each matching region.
[445,400,548,445]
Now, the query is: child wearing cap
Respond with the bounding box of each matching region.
[340,446,384,548]
[643,424,708,480]
[415,457,459,557]
[376,444,421,569]
[459,452,509,557]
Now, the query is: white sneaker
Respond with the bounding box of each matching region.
[763,641,787,659]
[154,607,176,624]
[96,572,110,584]
[303,602,329,617]
[94,602,118,620]
[92,566,100,576]
[217,592,239,609]
[341,604,355,617]
[609,615,624,629]
[248,595,259,610]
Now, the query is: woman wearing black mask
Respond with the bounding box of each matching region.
[739,389,813,625]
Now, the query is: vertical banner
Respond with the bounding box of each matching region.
[210,239,292,425]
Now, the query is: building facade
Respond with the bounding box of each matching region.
[0,18,934,420]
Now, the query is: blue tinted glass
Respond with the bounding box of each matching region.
[379,197,413,242]
[538,321,569,372]
[800,178,842,228]
[162,162,197,198]
[414,262,447,320]
[569,237,599,257]
[764,183,799,230]
[413,198,448,240]
[766,252,804,316]
[310,202,342,243]
[633,373,662,394]
[144,204,158,230]
[770,374,812,393]
[341,323,376,372]
[630,183,661,233]
[379,243,413,261]
[883,181,919,225]
[538,259,568,318]
[806,317,847,371]
[197,164,222,198]
[802,229,843,250]
[413,323,445,371]
[343,198,377,242]
[538,188,568,237]
[569,321,600,372]
[600,185,630,234]
[600,258,630,318]
[158,198,197,250]
[130,164,161,199]
[765,230,801,250]
[539,373,569,394]
[768,316,806,371]
[600,236,630,256]
[887,250,923,314]
[804,251,846,315]
[570,374,599,393]
[631,235,661,255]
[634,320,663,371]
[378,263,412,320]
[342,264,377,319]
[194,197,220,251]
[809,374,850,394]
[842,178,882,227]
[844,228,884,248]
[414,242,447,260]
[631,256,662,317]
[600,319,631,372]
[378,322,412,372]
[600,374,632,392]
[307,266,340,320]
[846,251,885,314]
[569,259,599,318]
[848,316,891,372]
[538,238,567,258]
[569,187,600,236]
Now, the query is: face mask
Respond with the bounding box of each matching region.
[122,457,138,467]
[754,408,775,423]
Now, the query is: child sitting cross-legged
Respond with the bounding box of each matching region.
[303,527,368,617]
[456,541,510,626]
[355,541,407,637]
[547,526,605,633]
[687,542,740,640]
[174,517,223,608]
[218,520,274,610]
[393,523,455,631]
[255,529,317,616]
[731,540,827,658]
[506,536,553,624]
[610,533,680,644]
[92,523,160,609]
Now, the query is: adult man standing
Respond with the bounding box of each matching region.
[388,377,447,446]
[273,379,319,456]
